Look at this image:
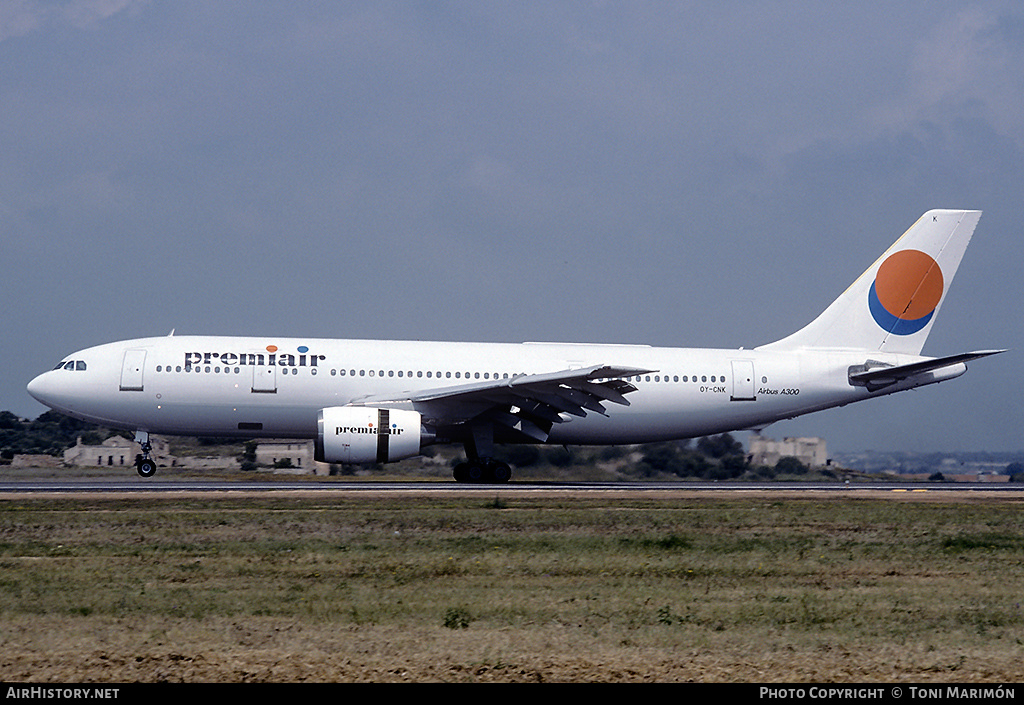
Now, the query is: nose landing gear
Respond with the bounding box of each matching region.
[134,431,157,478]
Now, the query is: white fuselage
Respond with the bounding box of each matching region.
[26,335,963,445]
[25,209,993,481]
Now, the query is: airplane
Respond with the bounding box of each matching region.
[27,209,1004,483]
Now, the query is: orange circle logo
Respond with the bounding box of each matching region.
[868,250,943,335]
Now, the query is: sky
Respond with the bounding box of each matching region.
[2,1,1022,454]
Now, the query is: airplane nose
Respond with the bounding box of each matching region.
[27,372,55,406]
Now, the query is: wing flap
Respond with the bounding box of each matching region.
[486,409,550,442]
[350,364,654,434]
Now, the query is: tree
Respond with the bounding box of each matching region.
[239,440,258,471]
[0,410,120,458]
[775,456,809,476]
[697,433,743,459]
[640,443,683,474]
[544,447,574,467]
[497,445,541,468]
[718,451,749,478]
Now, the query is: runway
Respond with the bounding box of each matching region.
[1,477,1022,495]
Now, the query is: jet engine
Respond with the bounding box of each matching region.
[315,406,422,464]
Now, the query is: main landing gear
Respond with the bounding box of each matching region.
[451,422,513,484]
[134,431,157,478]
[452,457,512,484]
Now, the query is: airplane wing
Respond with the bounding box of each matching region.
[349,364,654,442]
[849,350,1006,391]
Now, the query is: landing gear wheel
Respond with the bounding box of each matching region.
[465,462,485,483]
[453,458,512,484]
[488,460,512,484]
[136,457,157,478]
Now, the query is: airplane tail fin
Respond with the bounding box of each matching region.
[757,209,982,354]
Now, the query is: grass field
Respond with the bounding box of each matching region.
[1,487,1023,682]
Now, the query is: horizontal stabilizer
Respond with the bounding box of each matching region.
[849,350,1006,390]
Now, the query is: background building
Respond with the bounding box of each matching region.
[749,435,828,468]
[254,441,315,473]
[64,436,170,468]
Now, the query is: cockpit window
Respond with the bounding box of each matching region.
[63,361,75,370]
[76,361,87,371]
[55,360,87,371]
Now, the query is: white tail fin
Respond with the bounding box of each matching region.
[757,209,982,354]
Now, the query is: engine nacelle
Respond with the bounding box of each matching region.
[315,406,422,464]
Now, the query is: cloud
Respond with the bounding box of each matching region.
[63,0,147,30]
[0,0,146,42]
[863,4,1024,147]
[0,0,44,41]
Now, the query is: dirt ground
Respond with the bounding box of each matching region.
[2,615,1021,683]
